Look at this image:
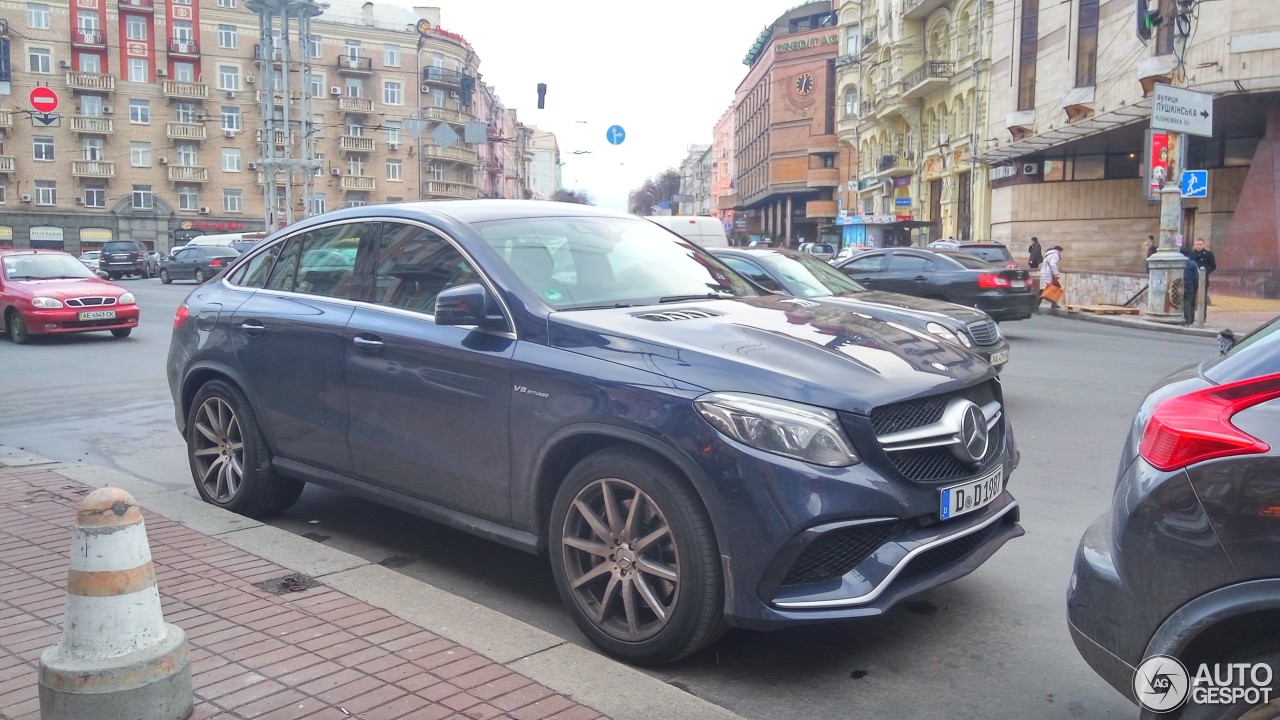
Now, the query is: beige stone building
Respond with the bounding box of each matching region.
[978,0,1280,296]
[0,0,492,253]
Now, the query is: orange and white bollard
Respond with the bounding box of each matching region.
[38,487,192,720]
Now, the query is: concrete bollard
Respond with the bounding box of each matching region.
[38,488,193,720]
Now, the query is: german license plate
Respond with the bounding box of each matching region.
[78,310,116,321]
[988,349,1008,365]
[940,466,1004,520]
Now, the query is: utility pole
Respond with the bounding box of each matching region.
[1143,0,1195,324]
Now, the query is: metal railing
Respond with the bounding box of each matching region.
[73,29,105,46]
[834,54,860,68]
[168,39,200,55]
[336,55,373,73]
[902,61,955,90]
[421,67,463,86]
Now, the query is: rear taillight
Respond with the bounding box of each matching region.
[208,259,223,268]
[1139,373,1280,471]
[173,304,189,332]
[977,273,1012,289]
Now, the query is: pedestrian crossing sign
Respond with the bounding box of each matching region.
[1181,170,1208,198]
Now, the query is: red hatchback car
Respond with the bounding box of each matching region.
[0,249,140,344]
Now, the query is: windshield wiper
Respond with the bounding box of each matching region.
[658,293,734,303]
[564,302,635,311]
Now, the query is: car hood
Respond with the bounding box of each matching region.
[546,295,991,415]
[9,278,123,298]
[828,291,991,324]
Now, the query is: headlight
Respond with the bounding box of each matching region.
[926,322,965,346]
[118,292,136,305]
[695,392,860,467]
[31,297,64,309]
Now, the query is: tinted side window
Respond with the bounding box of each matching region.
[888,254,935,272]
[720,256,781,292]
[264,237,304,292]
[372,223,477,314]
[845,254,885,272]
[229,245,281,288]
[296,224,362,299]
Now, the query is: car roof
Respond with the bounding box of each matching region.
[709,247,804,260]
[0,248,71,257]
[327,199,623,225]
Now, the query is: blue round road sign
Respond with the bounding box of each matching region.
[606,125,626,145]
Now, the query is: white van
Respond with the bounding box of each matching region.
[185,232,268,248]
[644,216,730,248]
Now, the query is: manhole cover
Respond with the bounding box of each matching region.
[378,555,415,569]
[254,573,321,595]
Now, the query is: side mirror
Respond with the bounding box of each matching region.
[1217,329,1236,356]
[96,271,110,280]
[434,283,504,328]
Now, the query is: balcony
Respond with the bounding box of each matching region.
[168,39,200,57]
[336,55,373,75]
[0,156,14,175]
[862,29,879,53]
[807,168,841,188]
[805,200,839,219]
[168,166,209,183]
[808,134,840,155]
[166,122,207,141]
[718,189,738,209]
[0,109,11,129]
[902,61,955,100]
[424,107,465,125]
[338,96,373,114]
[834,54,860,69]
[72,28,105,48]
[72,160,116,179]
[340,175,376,192]
[71,116,114,134]
[876,152,917,178]
[117,0,154,10]
[66,72,115,93]
[421,67,463,87]
[425,181,477,199]
[860,96,884,119]
[423,145,478,164]
[163,80,208,100]
[340,135,375,152]
[904,0,948,19]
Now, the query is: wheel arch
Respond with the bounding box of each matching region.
[1146,580,1280,683]
[179,361,279,452]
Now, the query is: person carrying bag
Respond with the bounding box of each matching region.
[1038,245,1064,312]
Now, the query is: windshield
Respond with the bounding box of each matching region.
[940,252,998,269]
[766,253,868,298]
[962,246,1012,263]
[473,216,758,309]
[102,242,139,253]
[3,254,97,280]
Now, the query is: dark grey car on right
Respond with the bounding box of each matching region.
[159,245,240,285]
[1069,315,1280,719]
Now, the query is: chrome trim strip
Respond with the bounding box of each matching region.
[774,500,1019,609]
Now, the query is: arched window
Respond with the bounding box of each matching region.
[843,86,860,118]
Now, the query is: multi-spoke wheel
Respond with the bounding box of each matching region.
[1181,650,1280,720]
[550,448,724,665]
[186,379,303,517]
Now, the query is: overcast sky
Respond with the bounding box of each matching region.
[393,0,794,211]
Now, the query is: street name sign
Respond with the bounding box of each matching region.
[1151,84,1213,138]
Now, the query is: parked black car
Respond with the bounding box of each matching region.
[710,247,1010,370]
[159,245,240,284]
[99,240,149,280]
[167,201,1023,665]
[927,241,1020,269]
[835,248,1037,321]
[1069,314,1280,718]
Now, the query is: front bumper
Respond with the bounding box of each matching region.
[21,306,140,336]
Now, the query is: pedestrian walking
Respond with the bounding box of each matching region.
[1191,238,1217,305]
[1143,235,1157,272]
[1038,244,1063,313]
[1028,236,1043,270]
[1181,245,1200,325]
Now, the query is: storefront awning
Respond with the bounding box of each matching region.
[973,99,1154,164]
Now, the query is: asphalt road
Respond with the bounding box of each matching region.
[0,278,1217,719]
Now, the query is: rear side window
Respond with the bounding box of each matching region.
[1205,316,1280,383]
[945,253,997,270]
[719,256,781,292]
[229,245,281,288]
[887,254,935,272]
[844,254,885,272]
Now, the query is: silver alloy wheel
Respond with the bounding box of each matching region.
[1238,700,1280,720]
[191,396,245,503]
[561,478,681,642]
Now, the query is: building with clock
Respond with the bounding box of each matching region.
[726,0,851,247]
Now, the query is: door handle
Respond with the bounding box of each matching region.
[353,335,384,352]
[913,276,927,282]
[239,320,265,336]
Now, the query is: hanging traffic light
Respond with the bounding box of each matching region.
[537,83,547,109]
[1137,0,1163,41]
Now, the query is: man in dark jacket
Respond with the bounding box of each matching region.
[1028,237,1043,270]
[1181,245,1200,325]
[1191,238,1217,305]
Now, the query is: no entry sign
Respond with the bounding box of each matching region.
[30,86,58,113]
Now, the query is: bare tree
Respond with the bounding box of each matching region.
[628,168,681,215]
[551,188,593,205]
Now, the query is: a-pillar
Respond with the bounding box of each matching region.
[1220,106,1280,298]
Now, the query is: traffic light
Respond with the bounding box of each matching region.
[537,83,546,109]
[1137,0,1162,41]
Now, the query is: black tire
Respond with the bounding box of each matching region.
[549,447,725,665]
[7,311,31,345]
[160,268,172,285]
[193,268,206,284]
[108,272,120,280]
[1178,649,1280,720]
[111,328,132,339]
[186,379,304,517]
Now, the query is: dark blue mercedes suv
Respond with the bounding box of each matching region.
[167,201,1023,664]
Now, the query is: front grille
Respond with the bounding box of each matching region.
[870,381,998,436]
[870,381,1003,481]
[65,297,118,308]
[966,320,1000,346]
[896,517,1005,584]
[782,520,909,586]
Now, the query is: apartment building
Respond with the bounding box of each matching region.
[729,0,843,247]
[526,126,560,200]
[677,143,711,216]
[978,0,1280,296]
[0,0,493,253]
[709,105,736,233]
